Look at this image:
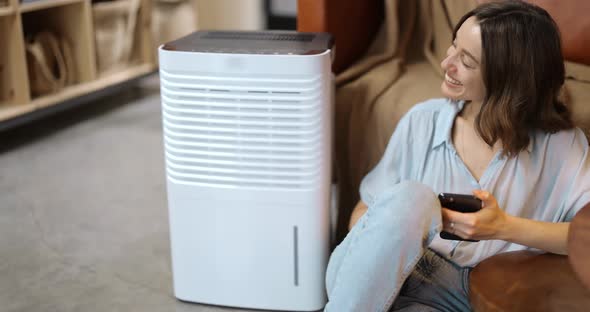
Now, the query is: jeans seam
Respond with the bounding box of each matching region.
[327,208,371,308]
[461,267,471,297]
[379,251,424,312]
[379,209,441,312]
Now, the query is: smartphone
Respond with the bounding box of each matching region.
[438,193,482,242]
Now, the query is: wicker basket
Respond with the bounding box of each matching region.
[152,0,198,51]
[25,31,76,97]
[92,0,140,75]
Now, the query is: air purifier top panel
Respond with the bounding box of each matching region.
[162,30,333,55]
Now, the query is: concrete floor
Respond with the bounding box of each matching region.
[0,75,320,312]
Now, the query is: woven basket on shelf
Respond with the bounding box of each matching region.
[92,0,140,75]
[152,0,198,51]
[25,31,76,97]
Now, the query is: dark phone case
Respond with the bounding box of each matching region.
[438,193,482,242]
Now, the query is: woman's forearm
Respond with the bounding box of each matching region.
[499,216,570,255]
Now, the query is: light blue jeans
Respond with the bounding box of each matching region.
[324,181,472,312]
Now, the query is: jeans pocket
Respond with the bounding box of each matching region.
[401,251,441,294]
[399,268,425,295]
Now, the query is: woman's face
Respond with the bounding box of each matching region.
[440,16,486,102]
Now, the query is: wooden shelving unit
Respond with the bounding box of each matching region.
[0,0,156,126]
[20,0,84,13]
[0,6,15,16]
[32,63,154,109]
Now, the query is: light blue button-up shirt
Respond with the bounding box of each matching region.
[360,98,590,267]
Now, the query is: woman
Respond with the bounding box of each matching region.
[324,1,590,311]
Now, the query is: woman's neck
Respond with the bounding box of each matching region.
[459,100,503,151]
[461,100,482,125]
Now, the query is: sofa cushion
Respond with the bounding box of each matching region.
[473,0,590,65]
[527,0,590,65]
[565,62,590,139]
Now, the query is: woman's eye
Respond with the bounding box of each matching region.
[461,55,475,69]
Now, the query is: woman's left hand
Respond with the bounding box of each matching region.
[441,190,509,240]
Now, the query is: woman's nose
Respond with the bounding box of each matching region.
[441,54,457,72]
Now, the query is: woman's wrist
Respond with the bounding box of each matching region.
[496,213,517,241]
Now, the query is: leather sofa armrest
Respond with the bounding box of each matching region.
[469,250,590,312]
[297,0,384,73]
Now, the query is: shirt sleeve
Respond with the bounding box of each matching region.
[359,113,413,207]
[560,129,590,221]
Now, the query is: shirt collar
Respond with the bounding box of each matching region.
[432,100,464,150]
[432,100,534,154]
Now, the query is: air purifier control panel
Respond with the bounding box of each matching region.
[162,30,333,56]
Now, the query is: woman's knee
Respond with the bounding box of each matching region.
[369,181,440,230]
[395,181,438,206]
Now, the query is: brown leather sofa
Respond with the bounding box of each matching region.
[298,0,590,310]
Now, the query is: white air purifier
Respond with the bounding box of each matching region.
[159,30,334,311]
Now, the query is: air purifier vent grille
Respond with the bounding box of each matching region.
[161,69,325,190]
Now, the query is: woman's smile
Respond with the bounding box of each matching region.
[445,73,463,87]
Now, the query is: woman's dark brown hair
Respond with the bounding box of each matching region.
[454,0,573,156]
